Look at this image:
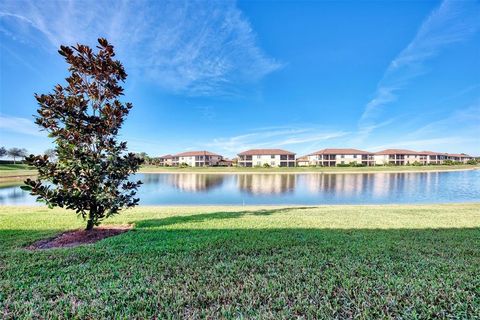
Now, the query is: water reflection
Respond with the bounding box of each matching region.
[142,173,224,192]
[237,174,296,195]
[1,170,479,205]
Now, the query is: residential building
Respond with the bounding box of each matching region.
[420,151,448,164]
[158,154,173,166]
[237,149,296,167]
[374,149,426,165]
[307,148,375,166]
[296,156,310,167]
[218,158,234,167]
[446,153,473,163]
[172,151,223,167]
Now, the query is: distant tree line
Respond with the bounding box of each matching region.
[0,146,58,164]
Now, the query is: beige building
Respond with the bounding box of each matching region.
[307,148,375,166]
[374,149,427,165]
[296,156,310,167]
[420,151,448,164]
[237,149,296,167]
[158,154,173,166]
[446,153,474,163]
[172,151,223,167]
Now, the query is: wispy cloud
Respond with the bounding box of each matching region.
[359,0,480,134]
[0,114,42,136]
[0,0,281,95]
[206,127,349,156]
[368,102,480,153]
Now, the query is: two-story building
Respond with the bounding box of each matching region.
[296,156,310,167]
[237,149,296,167]
[374,149,425,165]
[172,151,223,167]
[446,153,473,163]
[158,154,173,166]
[306,148,375,166]
[420,151,448,165]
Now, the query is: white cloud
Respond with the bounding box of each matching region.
[359,0,480,134]
[206,127,349,156]
[0,114,42,136]
[0,0,281,96]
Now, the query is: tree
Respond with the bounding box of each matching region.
[0,147,6,158]
[7,148,27,164]
[23,38,143,231]
[44,149,57,162]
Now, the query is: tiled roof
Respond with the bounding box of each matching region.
[420,151,448,156]
[238,149,295,156]
[447,153,471,158]
[309,148,372,155]
[374,149,419,155]
[174,150,221,157]
[159,154,173,159]
[296,156,309,161]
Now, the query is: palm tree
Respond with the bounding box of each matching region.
[7,148,27,164]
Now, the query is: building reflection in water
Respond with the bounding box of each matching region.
[141,173,225,192]
[300,172,442,200]
[3,171,472,205]
[237,174,296,195]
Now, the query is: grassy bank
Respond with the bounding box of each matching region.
[0,164,35,179]
[1,164,478,184]
[140,164,480,174]
[1,204,479,318]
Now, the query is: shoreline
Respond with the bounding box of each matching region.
[0,166,477,183]
[139,166,479,175]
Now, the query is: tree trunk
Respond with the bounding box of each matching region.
[86,219,94,231]
[13,156,16,165]
[86,210,95,231]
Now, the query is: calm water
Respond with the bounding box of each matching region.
[1,170,480,205]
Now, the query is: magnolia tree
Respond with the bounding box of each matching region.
[23,38,143,231]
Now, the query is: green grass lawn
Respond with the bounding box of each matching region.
[140,164,480,173]
[1,204,479,318]
[0,164,35,179]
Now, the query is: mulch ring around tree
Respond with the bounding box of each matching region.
[26,225,133,250]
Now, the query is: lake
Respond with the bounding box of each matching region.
[1,170,480,205]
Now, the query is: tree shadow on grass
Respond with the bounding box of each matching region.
[136,206,316,228]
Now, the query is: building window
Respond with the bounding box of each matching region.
[257,155,261,159]
[353,155,357,158]
[271,155,275,159]
[271,161,275,165]
[341,155,345,158]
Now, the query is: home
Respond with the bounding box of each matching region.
[296,156,310,167]
[307,148,375,166]
[172,151,223,167]
[446,153,473,163]
[374,149,425,165]
[237,149,296,167]
[158,154,173,166]
[217,158,234,167]
[420,151,448,165]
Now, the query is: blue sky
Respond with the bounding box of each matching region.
[1,0,479,158]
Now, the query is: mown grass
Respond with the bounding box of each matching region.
[1,204,479,318]
[0,164,35,179]
[140,164,480,173]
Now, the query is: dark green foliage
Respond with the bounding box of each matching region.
[0,147,6,158]
[23,38,143,230]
